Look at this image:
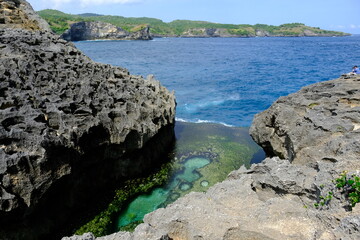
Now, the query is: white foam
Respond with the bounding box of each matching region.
[175,117,235,127]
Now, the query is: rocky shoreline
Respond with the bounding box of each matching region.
[1,1,360,239]
[65,74,360,240]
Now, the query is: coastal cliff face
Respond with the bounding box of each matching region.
[179,27,345,38]
[0,0,51,31]
[67,75,360,240]
[61,21,152,41]
[0,1,175,239]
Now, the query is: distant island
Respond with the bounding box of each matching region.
[38,9,350,40]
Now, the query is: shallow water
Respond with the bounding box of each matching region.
[117,157,210,228]
[115,122,261,230]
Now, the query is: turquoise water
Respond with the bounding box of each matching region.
[117,157,210,228]
[115,122,262,230]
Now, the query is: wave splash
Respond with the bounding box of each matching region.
[175,118,235,127]
[180,93,240,114]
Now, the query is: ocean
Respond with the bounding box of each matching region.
[75,35,360,127]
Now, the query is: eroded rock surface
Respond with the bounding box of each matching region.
[0,27,175,240]
[250,75,360,165]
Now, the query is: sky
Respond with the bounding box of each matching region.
[28,0,360,34]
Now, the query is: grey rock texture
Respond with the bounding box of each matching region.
[0,1,175,238]
[0,21,174,240]
[250,74,360,165]
[0,0,51,31]
[61,21,152,41]
[67,75,360,240]
[0,27,175,214]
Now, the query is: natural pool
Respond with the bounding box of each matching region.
[116,121,264,231]
[75,121,264,235]
[117,157,210,228]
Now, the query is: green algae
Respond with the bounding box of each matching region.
[75,122,263,236]
[74,163,172,236]
[117,157,210,228]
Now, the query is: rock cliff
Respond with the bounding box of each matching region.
[0,0,51,31]
[65,75,360,239]
[0,1,175,239]
[179,27,346,38]
[61,21,152,41]
[250,75,360,165]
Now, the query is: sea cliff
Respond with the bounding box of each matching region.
[64,75,360,239]
[37,10,350,38]
[0,1,175,239]
[61,21,152,41]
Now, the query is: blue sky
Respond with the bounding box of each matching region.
[28,0,360,34]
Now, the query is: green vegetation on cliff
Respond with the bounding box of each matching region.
[38,9,349,37]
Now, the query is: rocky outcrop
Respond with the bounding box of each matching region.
[65,75,360,239]
[0,0,51,31]
[178,27,349,38]
[180,28,238,38]
[61,21,152,41]
[0,1,175,238]
[250,75,360,165]
[0,27,175,238]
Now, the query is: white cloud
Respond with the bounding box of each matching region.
[350,24,360,29]
[81,0,143,4]
[47,0,143,8]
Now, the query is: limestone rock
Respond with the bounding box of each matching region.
[61,21,152,41]
[250,74,360,166]
[0,26,175,212]
[0,0,51,31]
[0,26,174,240]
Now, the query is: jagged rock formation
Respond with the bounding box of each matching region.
[250,75,360,165]
[0,1,175,239]
[61,21,152,41]
[65,75,360,240]
[0,0,51,31]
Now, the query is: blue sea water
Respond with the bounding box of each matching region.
[75,35,360,127]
